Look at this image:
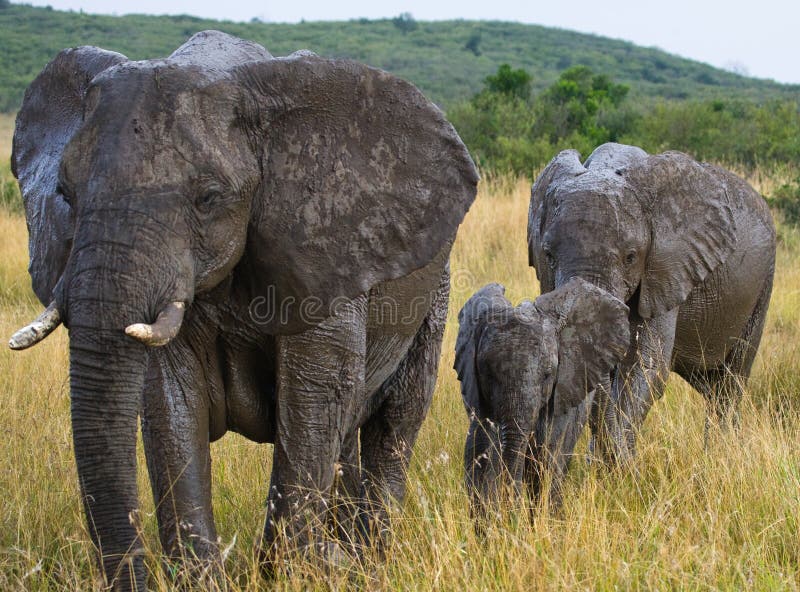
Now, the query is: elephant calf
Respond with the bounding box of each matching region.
[454,278,629,516]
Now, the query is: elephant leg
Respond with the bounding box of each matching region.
[587,376,620,464]
[593,308,678,463]
[686,365,743,441]
[464,416,501,525]
[358,272,448,547]
[141,336,221,578]
[687,269,774,434]
[328,429,361,546]
[259,294,367,572]
[529,394,593,512]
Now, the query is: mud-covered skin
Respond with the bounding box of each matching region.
[12,31,478,590]
[528,143,776,463]
[454,279,629,519]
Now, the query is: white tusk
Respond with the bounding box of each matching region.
[125,301,185,347]
[124,323,155,342]
[9,301,62,350]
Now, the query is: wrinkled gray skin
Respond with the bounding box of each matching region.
[528,143,776,463]
[454,278,629,517]
[11,31,478,590]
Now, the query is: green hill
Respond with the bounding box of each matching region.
[1,3,798,112]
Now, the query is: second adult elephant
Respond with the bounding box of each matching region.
[9,31,478,589]
[528,143,776,462]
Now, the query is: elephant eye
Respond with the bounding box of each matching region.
[624,250,637,266]
[56,182,73,206]
[196,184,223,210]
[543,246,556,269]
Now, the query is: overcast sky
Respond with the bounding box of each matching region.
[24,0,800,84]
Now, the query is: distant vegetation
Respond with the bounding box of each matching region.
[1,3,799,113]
[451,64,800,176]
[450,64,634,173]
[0,3,798,200]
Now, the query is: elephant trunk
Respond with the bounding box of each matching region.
[69,322,147,591]
[61,209,192,590]
[499,421,529,494]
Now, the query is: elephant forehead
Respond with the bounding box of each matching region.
[547,184,644,243]
[64,75,252,193]
[490,311,554,354]
[480,323,553,377]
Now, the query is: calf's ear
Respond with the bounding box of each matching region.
[454,283,509,415]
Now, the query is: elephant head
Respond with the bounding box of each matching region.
[454,278,629,513]
[528,142,737,318]
[10,31,477,589]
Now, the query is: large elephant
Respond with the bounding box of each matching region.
[527,143,775,462]
[9,31,478,589]
[454,278,629,517]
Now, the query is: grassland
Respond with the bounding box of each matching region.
[0,111,799,589]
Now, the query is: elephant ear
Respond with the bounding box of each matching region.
[528,150,586,280]
[12,46,127,305]
[454,283,509,415]
[236,54,479,333]
[535,277,630,415]
[630,152,737,318]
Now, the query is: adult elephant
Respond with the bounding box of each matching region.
[9,31,478,590]
[527,143,775,463]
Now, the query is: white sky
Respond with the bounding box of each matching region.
[24,0,800,84]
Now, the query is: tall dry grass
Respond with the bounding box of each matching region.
[1,112,799,589]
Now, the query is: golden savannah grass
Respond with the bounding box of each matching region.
[0,111,799,590]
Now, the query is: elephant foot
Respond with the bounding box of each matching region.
[256,534,362,581]
[161,548,224,591]
[587,434,636,469]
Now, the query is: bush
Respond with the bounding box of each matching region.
[464,31,481,56]
[628,99,800,168]
[767,178,800,226]
[448,64,635,176]
[0,161,22,214]
[483,64,532,101]
[392,12,417,34]
[449,63,800,176]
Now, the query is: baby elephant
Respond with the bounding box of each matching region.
[454,278,629,516]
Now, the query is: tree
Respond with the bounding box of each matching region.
[465,31,481,56]
[483,64,532,101]
[392,12,417,34]
[448,63,636,175]
[536,65,630,144]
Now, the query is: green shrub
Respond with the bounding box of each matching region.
[767,178,800,226]
[0,161,21,214]
[448,64,635,176]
